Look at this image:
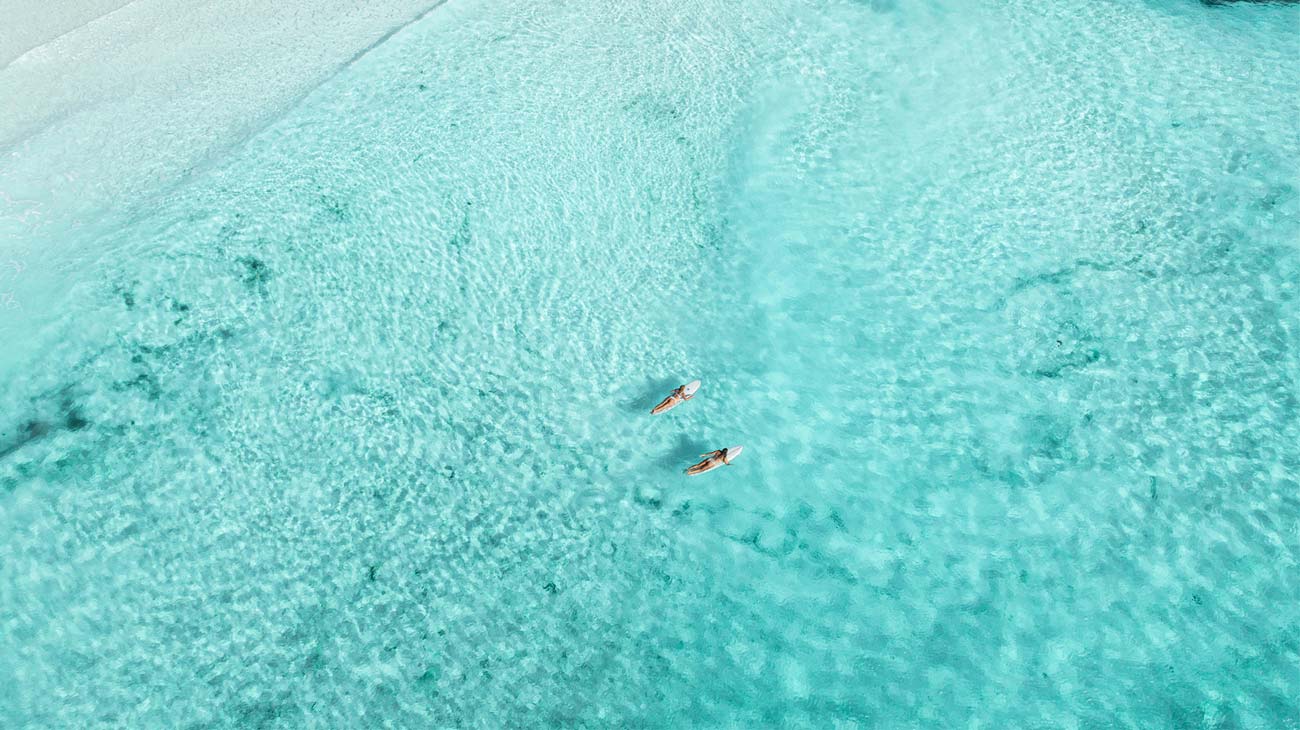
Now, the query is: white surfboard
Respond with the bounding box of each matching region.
[650,379,701,415]
[686,445,743,475]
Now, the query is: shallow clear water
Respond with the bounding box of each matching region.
[2,0,1299,727]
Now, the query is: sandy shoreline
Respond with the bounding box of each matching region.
[1,0,444,234]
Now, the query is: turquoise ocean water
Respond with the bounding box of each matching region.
[3,0,1299,726]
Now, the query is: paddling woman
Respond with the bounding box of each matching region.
[685,446,741,476]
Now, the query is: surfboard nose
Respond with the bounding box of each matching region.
[683,379,701,396]
[727,445,744,459]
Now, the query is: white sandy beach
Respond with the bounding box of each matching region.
[1,0,443,230]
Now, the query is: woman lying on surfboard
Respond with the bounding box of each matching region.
[650,379,700,415]
[685,445,743,476]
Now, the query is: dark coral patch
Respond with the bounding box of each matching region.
[236,256,272,291]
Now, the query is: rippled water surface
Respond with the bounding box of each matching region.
[2,0,1299,727]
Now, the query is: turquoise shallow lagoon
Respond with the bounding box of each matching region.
[2,0,1299,727]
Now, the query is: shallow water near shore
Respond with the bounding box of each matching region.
[2,0,1299,727]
